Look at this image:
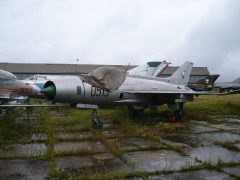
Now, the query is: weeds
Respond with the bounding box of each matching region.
[39,108,58,177]
[92,130,123,158]
[0,110,32,143]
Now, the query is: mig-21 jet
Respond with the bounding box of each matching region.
[42,61,214,128]
[0,69,40,104]
[0,69,61,111]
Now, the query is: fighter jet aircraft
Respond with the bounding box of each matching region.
[187,74,219,91]
[214,77,240,92]
[0,69,40,105]
[23,74,75,92]
[42,61,212,128]
[128,60,170,77]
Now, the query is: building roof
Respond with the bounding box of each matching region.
[0,63,135,74]
[0,62,209,75]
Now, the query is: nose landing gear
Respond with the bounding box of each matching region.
[92,109,103,129]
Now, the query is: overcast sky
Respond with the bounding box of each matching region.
[0,0,239,81]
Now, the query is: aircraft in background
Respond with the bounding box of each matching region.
[129,61,219,91]
[128,60,170,77]
[42,61,213,128]
[188,74,219,91]
[214,77,240,92]
[0,69,40,106]
[23,74,76,91]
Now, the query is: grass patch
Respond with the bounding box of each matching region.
[92,130,123,158]
[184,95,240,118]
[50,108,91,130]
[39,109,58,177]
[0,110,33,143]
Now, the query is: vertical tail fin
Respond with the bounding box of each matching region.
[232,77,240,83]
[165,61,193,86]
[153,60,171,77]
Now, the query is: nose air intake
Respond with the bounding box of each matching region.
[42,81,56,101]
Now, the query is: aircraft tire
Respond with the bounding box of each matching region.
[173,110,182,121]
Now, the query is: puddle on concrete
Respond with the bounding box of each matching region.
[162,134,209,147]
[54,124,89,131]
[189,125,218,133]
[125,177,143,180]
[92,153,131,173]
[149,169,235,180]
[232,129,240,135]
[201,132,240,143]
[209,124,240,131]
[221,118,240,123]
[101,130,134,138]
[0,143,47,158]
[57,153,131,176]
[30,132,47,141]
[0,159,49,180]
[223,166,240,177]
[113,137,165,151]
[55,131,94,141]
[186,144,240,164]
[122,150,197,172]
[54,141,108,155]
[15,132,47,143]
[189,120,209,125]
[57,155,94,176]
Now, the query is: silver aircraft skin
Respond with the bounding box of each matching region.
[43,62,194,105]
[214,77,240,92]
[42,61,204,128]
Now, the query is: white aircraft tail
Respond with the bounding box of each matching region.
[153,60,171,77]
[164,61,193,86]
[128,61,172,77]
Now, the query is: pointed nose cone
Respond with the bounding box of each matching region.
[42,84,56,101]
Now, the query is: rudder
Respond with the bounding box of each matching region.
[164,61,193,86]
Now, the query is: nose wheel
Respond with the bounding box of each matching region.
[92,109,103,129]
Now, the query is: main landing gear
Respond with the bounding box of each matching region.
[172,103,184,121]
[128,105,145,119]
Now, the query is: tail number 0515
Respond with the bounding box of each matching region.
[91,86,109,97]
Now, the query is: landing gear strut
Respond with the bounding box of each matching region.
[92,109,103,129]
[173,103,183,121]
[128,105,145,119]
